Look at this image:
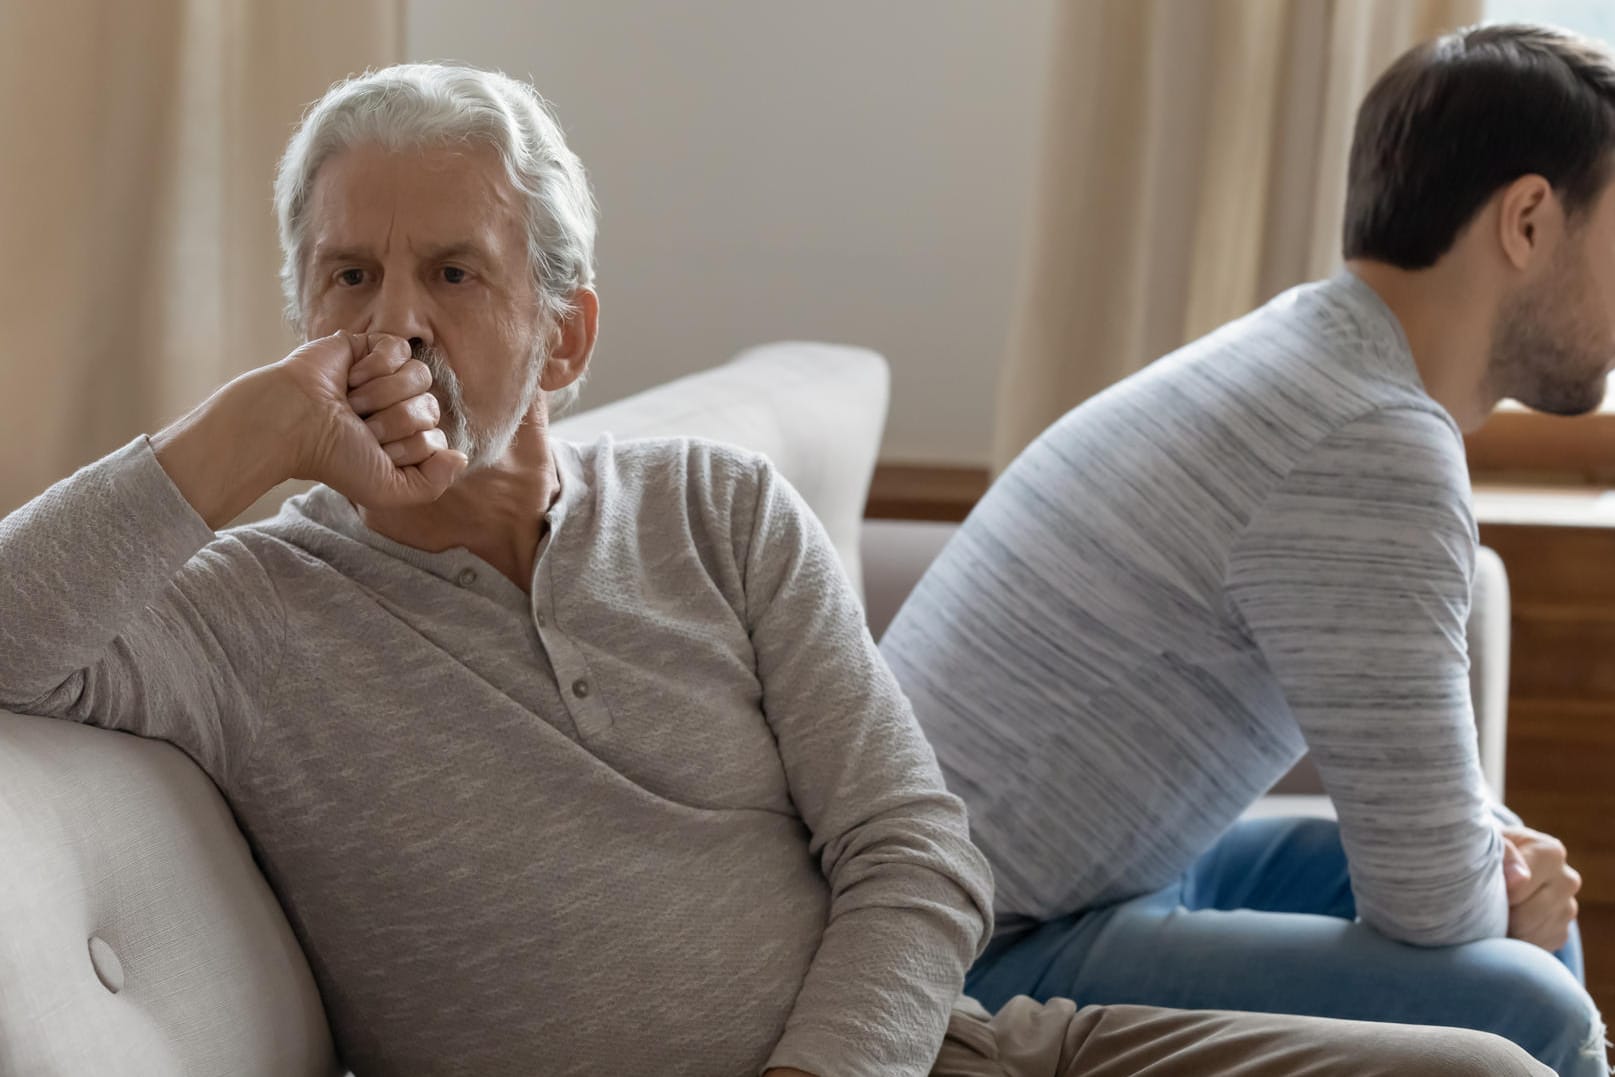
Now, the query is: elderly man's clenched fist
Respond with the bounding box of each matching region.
[151,332,467,528]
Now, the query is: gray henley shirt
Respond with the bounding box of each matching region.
[0,433,992,1076]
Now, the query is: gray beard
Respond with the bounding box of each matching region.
[412,341,546,471]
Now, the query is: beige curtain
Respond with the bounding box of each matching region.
[992,0,1483,470]
[0,0,400,514]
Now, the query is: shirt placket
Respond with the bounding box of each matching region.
[528,499,613,741]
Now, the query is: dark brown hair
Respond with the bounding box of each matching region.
[1344,23,1615,269]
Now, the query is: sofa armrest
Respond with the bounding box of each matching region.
[0,712,339,1077]
[1469,545,1511,798]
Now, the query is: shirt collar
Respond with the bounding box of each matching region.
[283,436,595,594]
[1330,268,1422,388]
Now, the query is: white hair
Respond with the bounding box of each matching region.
[274,62,596,415]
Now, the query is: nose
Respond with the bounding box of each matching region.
[364,271,430,345]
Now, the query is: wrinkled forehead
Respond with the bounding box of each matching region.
[303,141,527,264]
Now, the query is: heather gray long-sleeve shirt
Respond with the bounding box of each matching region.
[0,433,992,1076]
[883,271,1509,948]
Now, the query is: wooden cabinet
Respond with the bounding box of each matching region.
[1479,493,1615,1031]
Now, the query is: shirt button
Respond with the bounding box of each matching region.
[456,568,477,587]
[571,678,590,699]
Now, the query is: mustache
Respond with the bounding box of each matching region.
[410,340,459,396]
[409,340,466,448]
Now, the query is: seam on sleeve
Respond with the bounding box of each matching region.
[741,454,770,630]
[226,540,290,789]
[1220,403,1464,612]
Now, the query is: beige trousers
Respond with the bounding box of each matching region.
[932,996,1554,1077]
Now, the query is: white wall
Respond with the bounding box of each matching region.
[405,0,1054,466]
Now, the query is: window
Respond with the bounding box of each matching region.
[1484,0,1615,43]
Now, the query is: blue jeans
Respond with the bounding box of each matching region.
[967,817,1606,1077]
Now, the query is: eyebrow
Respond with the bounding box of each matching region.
[310,246,375,267]
[416,242,492,264]
[310,242,494,266]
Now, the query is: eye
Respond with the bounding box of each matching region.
[441,266,470,285]
[335,268,367,287]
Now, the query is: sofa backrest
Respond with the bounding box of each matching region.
[555,342,889,596]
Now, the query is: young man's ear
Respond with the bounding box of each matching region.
[1496,174,1560,271]
[541,288,600,392]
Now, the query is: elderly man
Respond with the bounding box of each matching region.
[0,64,1549,1076]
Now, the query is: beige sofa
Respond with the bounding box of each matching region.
[0,342,1509,1075]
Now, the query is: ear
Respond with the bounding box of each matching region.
[540,287,600,391]
[1496,174,1560,271]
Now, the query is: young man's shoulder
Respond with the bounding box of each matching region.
[1171,278,1425,411]
[1072,276,1445,463]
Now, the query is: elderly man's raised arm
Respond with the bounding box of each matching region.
[736,457,994,1077]
[0,332,463,775]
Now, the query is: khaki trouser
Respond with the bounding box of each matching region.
[932,996,1555,1077]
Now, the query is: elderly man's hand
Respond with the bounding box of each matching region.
[1502,826,1582,952]
[279,330,467,508]
[151,331,467,528]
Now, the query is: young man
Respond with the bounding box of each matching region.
[883,23,1612,1077]
[0,62,1547,1077]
